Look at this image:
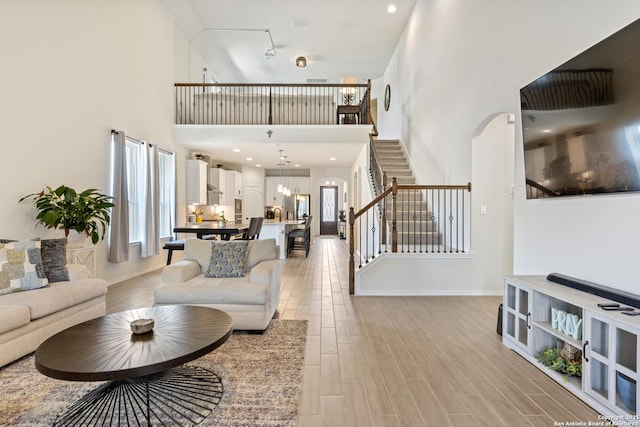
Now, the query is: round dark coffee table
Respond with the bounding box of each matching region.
[35,305,233,426]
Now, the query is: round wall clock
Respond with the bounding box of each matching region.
[384,84,391,111]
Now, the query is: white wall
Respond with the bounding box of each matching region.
[0,0,191,284]
[378,0,640,293]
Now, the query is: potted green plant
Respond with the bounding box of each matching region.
[535,344,582,380]
[20,185,115,245]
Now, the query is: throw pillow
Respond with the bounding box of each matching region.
[40,238,70,282]
[0,240,49,295]
[204,240,249,278]
[245,238,277,272]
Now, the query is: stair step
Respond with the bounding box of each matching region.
[379,161,409,168]
[375,147,403,154]
[384,169,413,176]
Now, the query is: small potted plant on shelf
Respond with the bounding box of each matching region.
[20,185,114,246]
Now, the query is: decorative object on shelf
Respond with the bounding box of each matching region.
[384,84,391,111]
[130,318,154,334]
[339,210,346,221]
[536,343,582,379]
[617,372,637,412]
[195,208,203,223]
[551,307,582,340]
[19,185,114,245]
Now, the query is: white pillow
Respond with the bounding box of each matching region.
[245,239,277,272]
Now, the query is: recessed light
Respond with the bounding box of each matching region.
[246,157,253,161]
[387,4,397,13]
[256,164,262,167]
[543,129,552,133]
[294,164,300,167]
[233,148,240,152]
[329,157,336,161]
[296,56,307,67]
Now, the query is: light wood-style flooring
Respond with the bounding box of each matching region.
[106,236,600,426]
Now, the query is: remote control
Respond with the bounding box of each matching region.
[621,311,640,316]
[598,303,620,308]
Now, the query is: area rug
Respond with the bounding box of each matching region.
[0,319,307,426]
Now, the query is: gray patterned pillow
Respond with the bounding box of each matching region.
[205,240,249,278]
[41,238,70,282]
[0,240,48,294]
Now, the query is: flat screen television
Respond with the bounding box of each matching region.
[520,17,640,199]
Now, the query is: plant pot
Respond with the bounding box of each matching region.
[66,229,88,248]
[617,372,636,412]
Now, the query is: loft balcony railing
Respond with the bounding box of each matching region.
[174,82,371,126]
[348,177,472,293]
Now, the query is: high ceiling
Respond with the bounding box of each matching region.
[164,0,416,169]
[165,0,416,83]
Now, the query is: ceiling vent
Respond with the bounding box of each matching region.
[306,78,328,84]
[292,19,308,28]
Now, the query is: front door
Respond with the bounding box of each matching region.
[320,186,338,235]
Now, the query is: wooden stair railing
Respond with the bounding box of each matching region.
[348,178,472,294]
[174,81,372,126]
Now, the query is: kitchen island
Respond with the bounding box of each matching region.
[259,220,305,259]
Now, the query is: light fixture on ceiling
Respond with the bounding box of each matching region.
[264,48,276,60]
[277,150,284,193]
[387,4,397,13]
[193,28,277,62]
[264,28,277,60]
[296,56,307,67]
[283,161,291,197]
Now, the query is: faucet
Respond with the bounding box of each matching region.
[274,208,282,222]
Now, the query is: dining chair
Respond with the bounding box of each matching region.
[287,216,312,257]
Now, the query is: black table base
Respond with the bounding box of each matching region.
[54,366,223,426]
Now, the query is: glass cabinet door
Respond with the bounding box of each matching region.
[504,282,531,352]
[585,312,639,415]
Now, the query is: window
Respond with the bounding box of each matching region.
[158,151,175,238]
[125,138,143,244]
[124,138,175,244]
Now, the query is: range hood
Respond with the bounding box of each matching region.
[207,184,223,194]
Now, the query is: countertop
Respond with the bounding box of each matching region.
[262,220,305,225]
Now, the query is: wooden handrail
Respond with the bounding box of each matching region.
[175,82,369,88]
[348,178,472,294]
[175,81,372,126]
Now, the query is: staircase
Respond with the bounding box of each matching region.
[371,139,442,247]
[373,139,415,185]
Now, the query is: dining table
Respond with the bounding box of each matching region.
[173,222,249,240]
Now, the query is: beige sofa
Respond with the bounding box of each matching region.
[154,238,280,331]
[0,264,107,367]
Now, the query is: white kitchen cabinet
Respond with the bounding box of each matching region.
[265,176,284,206]
[503,275,640,423]
[186,160,207,205]
[210,168,240,205]
[291,177,310,194]
[233,170,243,199]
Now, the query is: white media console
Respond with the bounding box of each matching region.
[503,275,640,425]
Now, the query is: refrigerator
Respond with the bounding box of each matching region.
[294,194,310,220]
